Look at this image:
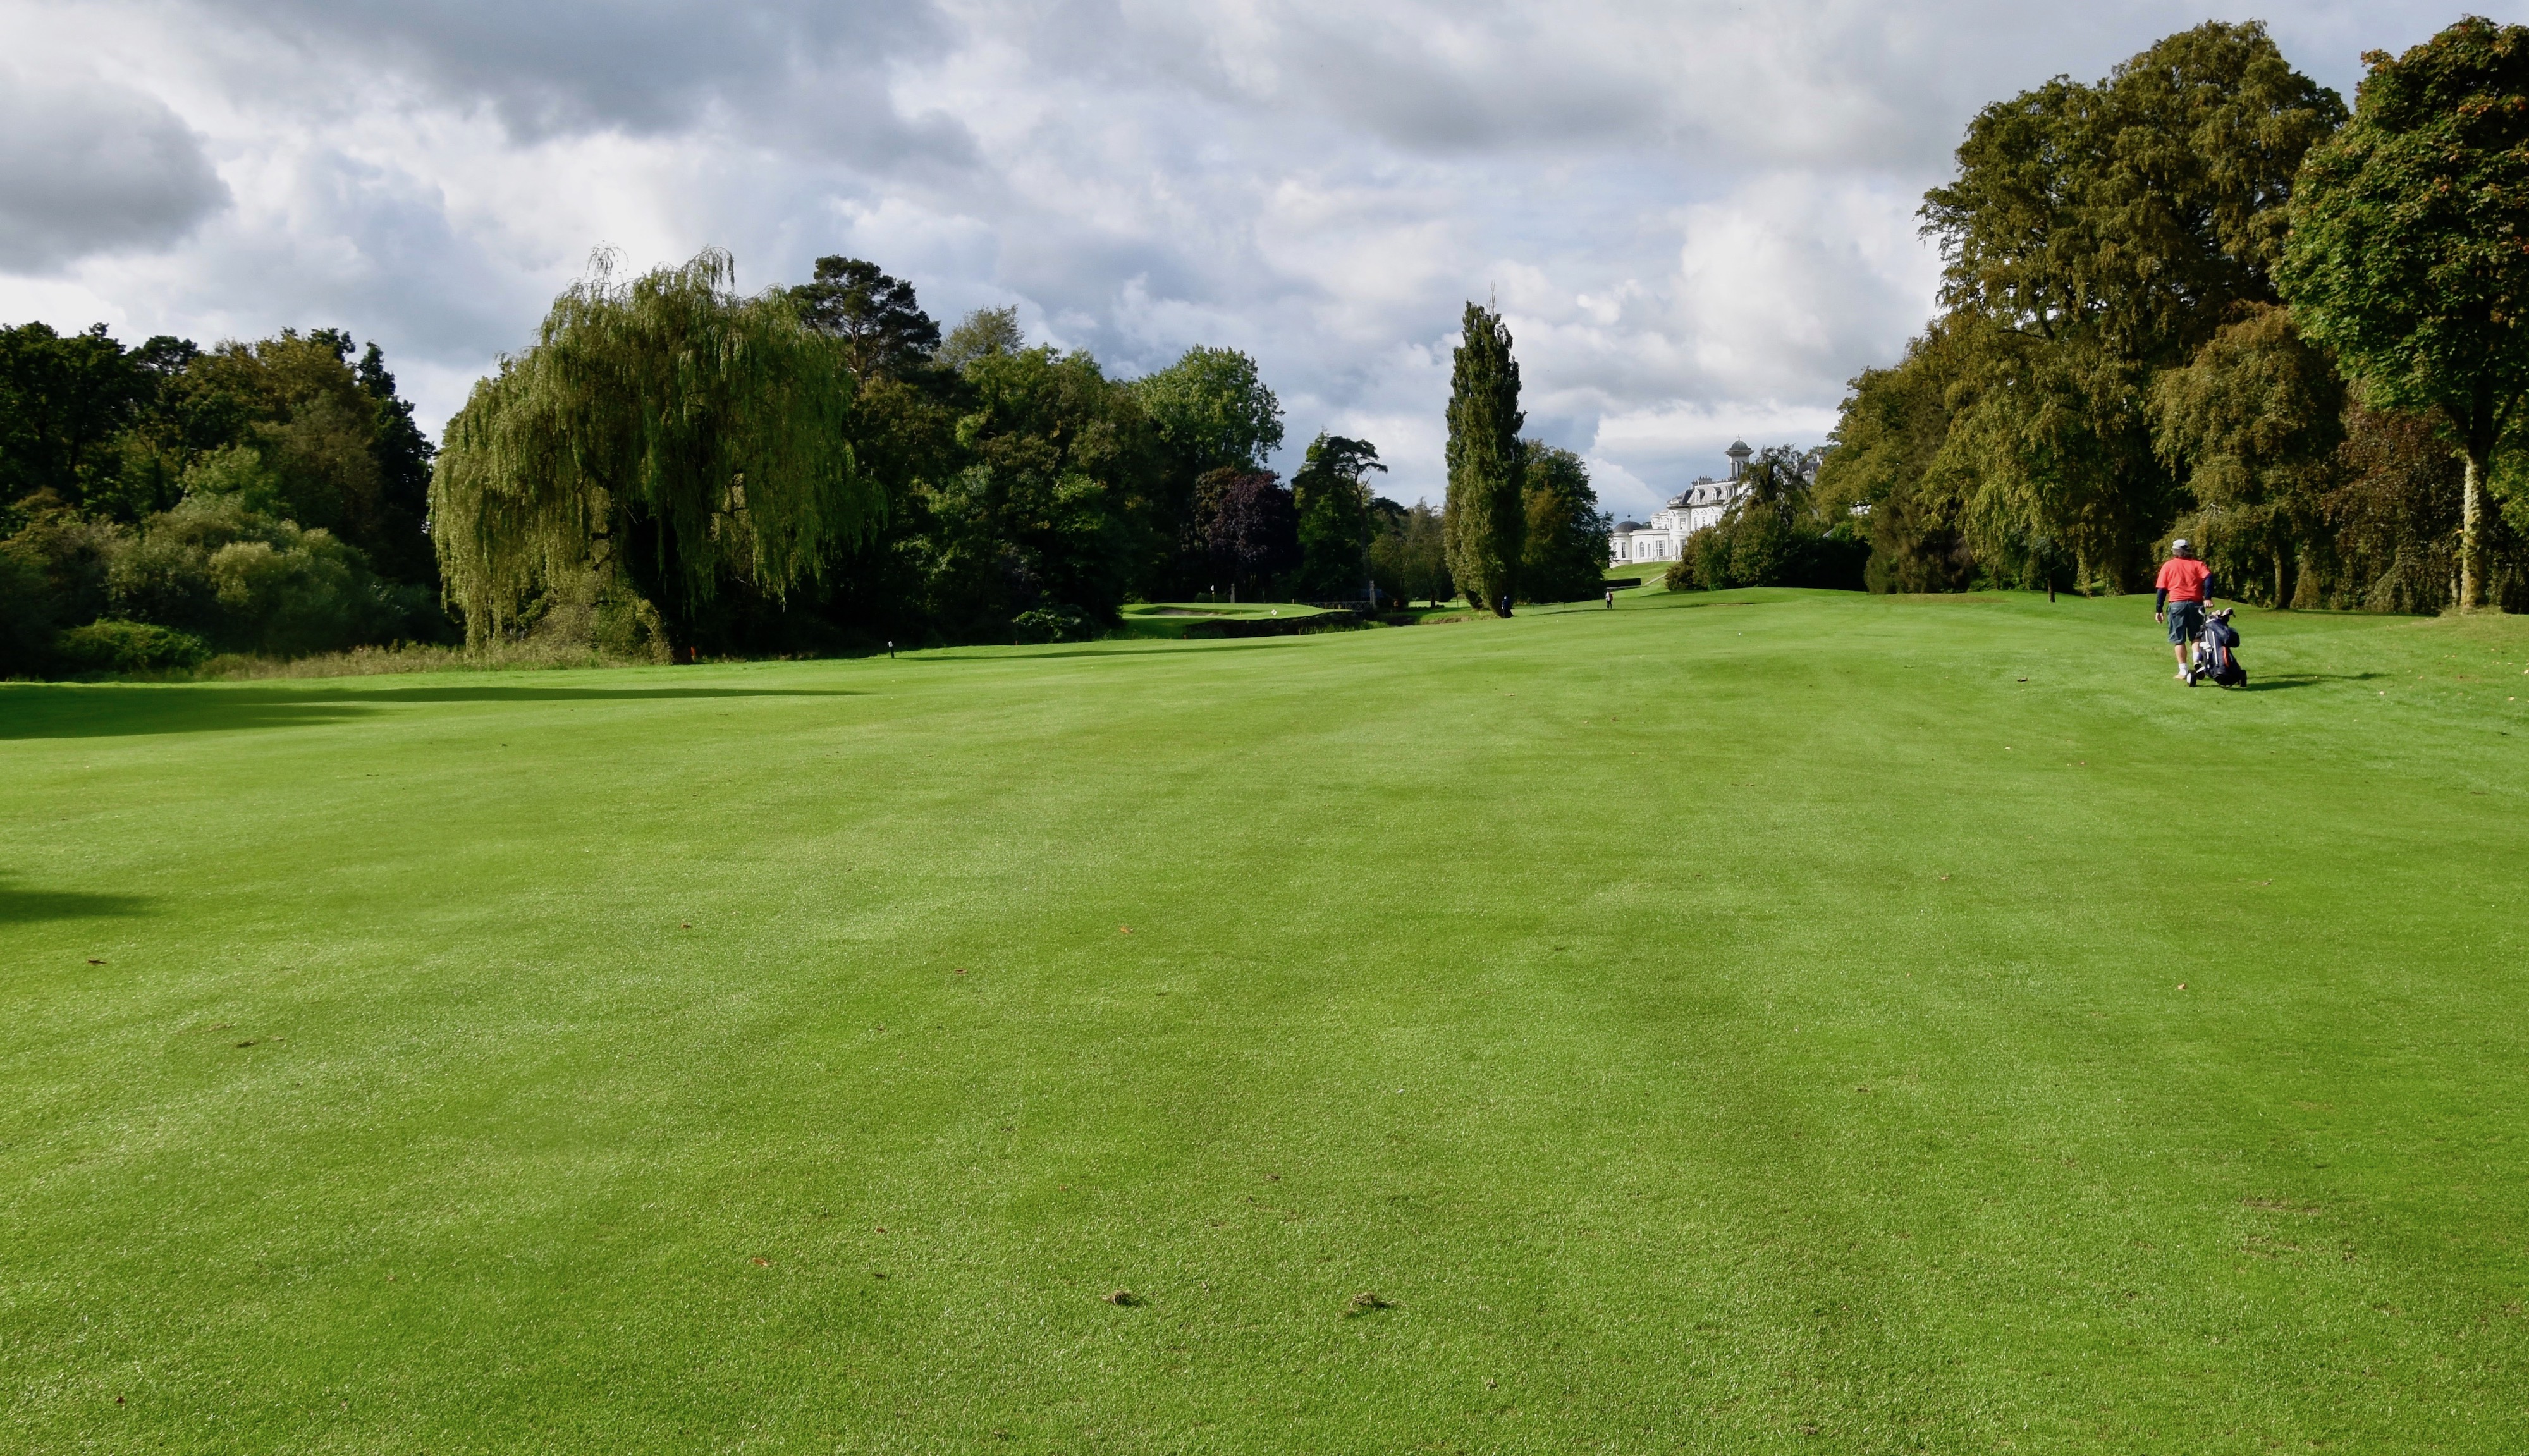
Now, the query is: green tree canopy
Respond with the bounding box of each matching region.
[1133,346,1285,476]
[1131,345,1286,597]
[923,344,1156,639]
[1518,443,1610,602]
[0,322,156,518]
[2150,304,2345,606]
[430,249,874,654]
[1369,499,1450,608]
[160,330,401,566]
[2279,16,2529,609]
[1927,23,2344,362]
[2327,401,2468,611]
[0,317,447,675]
[938,307,1025,373]
[353,341,439,582]
[1815,319,1978,593]
[1444,303,1524,615]
[1906,21,2344,589]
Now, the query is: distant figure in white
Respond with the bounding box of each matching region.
[1608,439,1755,567]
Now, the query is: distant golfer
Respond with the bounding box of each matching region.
[1604,589,1615,609]
[2154,539,2214,682]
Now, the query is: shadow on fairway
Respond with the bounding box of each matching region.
[0,877,151,924]
[899,640,1303,663]
[1026,641,1304,661]
[2247,671,2384,691]
[250,685,855,704]
[0,685,852,740]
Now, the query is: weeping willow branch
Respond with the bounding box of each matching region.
[429,248,874,647]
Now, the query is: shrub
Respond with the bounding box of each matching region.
[0,537,58,675]
[1010,606,1093,644]
[0,500,132,675]
[1670,510,1868,592]
[107,495,426,656]
[54,620,209,673]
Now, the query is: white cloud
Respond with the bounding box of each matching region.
[1589,400,1844,519]
[0,0,2465,509]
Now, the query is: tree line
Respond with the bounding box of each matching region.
[1801,18,2529,613]
[3,255,1613,674]
[434,252,1611,660]
[40,16,2514,670]
[0,322,441,674]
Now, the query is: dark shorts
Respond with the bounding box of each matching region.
[2165,599,2205,644]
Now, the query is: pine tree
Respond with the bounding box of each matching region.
[1445,303,1524,615]
[789,257,941,381]
[1290,433,1384,600]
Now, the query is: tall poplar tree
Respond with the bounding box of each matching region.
[1445,303,1524,615]
[431,250,874,654]
[2280,16,2529,611]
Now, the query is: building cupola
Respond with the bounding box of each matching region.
[1726,439,1752,480]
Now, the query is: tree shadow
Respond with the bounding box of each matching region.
[0,684,855,740]
[1010,640,1311,661]
[240,685,855,704]
[2247,671,2384,691]
[0,876,152,924]
[893,640,1310,663]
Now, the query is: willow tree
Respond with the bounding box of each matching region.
[430,249,874,654]
[1445,303,1524,615]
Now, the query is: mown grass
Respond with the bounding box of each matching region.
[3,589,2525,1452]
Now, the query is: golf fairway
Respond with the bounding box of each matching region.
[4,588,2525,1452]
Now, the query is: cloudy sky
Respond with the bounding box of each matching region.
[0,1,2475,514]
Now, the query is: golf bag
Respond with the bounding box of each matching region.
[2189,608,2246,688]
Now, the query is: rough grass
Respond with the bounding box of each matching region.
[191,638,649,680]
[3,589,2526,1452]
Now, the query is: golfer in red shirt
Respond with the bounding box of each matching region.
[2154,539,2214,681]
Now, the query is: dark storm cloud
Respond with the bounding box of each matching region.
[0,70,230,272]
[957,0,2376,171]
[982,0,1670,154]
[193,0,976,164]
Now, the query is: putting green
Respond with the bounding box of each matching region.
[1115,601,1334,638]
[4,590,2525,1452]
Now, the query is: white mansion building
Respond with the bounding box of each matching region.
[1609,439,1754,568]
